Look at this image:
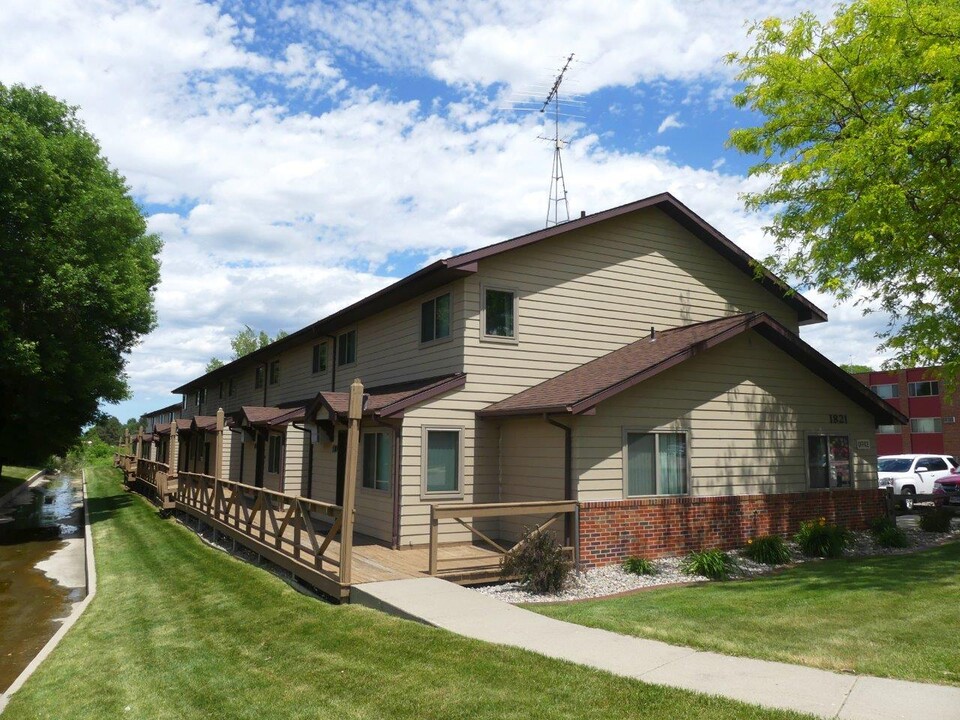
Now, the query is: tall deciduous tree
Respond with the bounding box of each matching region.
[728,0,960,375]
[0,84,161,469]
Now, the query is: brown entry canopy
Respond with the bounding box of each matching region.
[478,313,907,425]
[307,373,467,421]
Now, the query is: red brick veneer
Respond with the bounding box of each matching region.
[578,489,886,568]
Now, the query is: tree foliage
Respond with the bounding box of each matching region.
[0,84,161,466]
[728,0,960,376]
[84,412,124,446]
[207,326,288,370]
[839,363,873,374]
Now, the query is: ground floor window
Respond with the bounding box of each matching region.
[362,430,392,491]
[423,428,461,495]
[625,431,688,496]
[267,435,282,474]
[807,434,851,489]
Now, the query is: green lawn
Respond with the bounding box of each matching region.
[533,543,960,686]
[0,466,40,498]
[3,467,810,720]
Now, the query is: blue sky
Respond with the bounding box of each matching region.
[0,0,890,423]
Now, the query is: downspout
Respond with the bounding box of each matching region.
[545,415,577,564]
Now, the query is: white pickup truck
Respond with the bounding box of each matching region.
[877,454,958,510]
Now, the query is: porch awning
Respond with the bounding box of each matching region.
[307,373,466,421]
[478,312,907,425]
[154,422,172,436]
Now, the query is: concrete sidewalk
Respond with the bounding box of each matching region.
[352,578,960,720]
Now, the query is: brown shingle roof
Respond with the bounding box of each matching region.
[240,406,289,426]
[173,193,825,394]
[154,423,171,436]
[478,313,906,424]
[308,373,467,420]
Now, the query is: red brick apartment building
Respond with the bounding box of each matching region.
[854,368,960,457]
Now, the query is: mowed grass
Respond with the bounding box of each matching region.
[3,466,811,720]
[533,543,960,686]
[0,466,40,498]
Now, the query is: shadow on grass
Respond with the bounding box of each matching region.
[86,490,134,527]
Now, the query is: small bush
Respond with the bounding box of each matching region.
[742,535,791,565]
[919,508,953,533]
[874,525,910,548]
[680,549,738,580]
[869,515,897,535]
[623,556,656,575]
[795,518,850,558]
[501,528,571,594]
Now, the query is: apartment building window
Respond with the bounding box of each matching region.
[910,417,943,433]
[218,381,224,399]
[197,388,205,407]
[624,431,688,496]
[423,428,462,495]
[312,342,328,373]
[254,366,265,389]
[483,287,516,339]
[182,394,187,410]
[337,329,357,366]
[807,434,851,489]
[269,360,280,385]
[908,380,939,397]
[362,430,392,492]
[877,424,900,434]
[228,378,235,397]
[267,435,282,474]
[871,383,899,399]
[420,293,451,344]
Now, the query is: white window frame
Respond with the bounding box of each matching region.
[621,428,691,498]
[337,328,357,367]
[419,291,453,346]
[910,417,943,434]
[420,426,464,499]
[480,285,519,344]
[360,428,393,493]
[805,432,853,490]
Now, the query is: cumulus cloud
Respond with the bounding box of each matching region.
[657,113,684,133]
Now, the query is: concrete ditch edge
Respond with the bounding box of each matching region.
[0,470,46,510]
[0,468,98,714]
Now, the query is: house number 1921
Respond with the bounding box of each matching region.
[828,414,848,424]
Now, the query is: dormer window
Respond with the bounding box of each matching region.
[420,293,451,344]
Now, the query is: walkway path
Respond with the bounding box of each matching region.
[352,577,960,720]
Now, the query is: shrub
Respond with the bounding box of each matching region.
[869,515,897,535]
[501,528,571,594]
[623,556,656,575]
[919,508,953,533]
[742,535,791,565]
[795,518,850,558]
[874,525,910,548]
[680,549,738,580]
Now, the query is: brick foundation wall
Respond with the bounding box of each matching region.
[578,489,887,568]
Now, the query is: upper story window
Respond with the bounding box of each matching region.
[871,383,899,399]
[337,329,357,366]
[483,287,516,340]
[228,378,235,397]
[254,366,265,389]
[197,388,206,407]
[877,424,899,434]
[625,431,688,496]
[420,293,451,344]
[312,342,328,374]
[269,360,280,385]
[218,381,224,399]
[908,380,939,397]
[181,394,187,410]
[910,417,942,433]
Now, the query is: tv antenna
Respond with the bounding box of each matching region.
[503,53,584,228]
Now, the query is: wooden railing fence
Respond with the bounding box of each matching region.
[428,500,579,577]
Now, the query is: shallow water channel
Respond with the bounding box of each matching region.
[0,473,85,692]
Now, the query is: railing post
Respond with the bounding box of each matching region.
[429,505,438,576]
[214,408,225,481]
[338,378,363,587]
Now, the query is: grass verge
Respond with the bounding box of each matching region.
[533,543,960,686]
[4,467,810,720]
[0,466,41,499]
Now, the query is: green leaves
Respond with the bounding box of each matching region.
[0,83,161,464]
[728,0,960,380]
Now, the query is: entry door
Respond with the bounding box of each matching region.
[203,442,211,476]
[254,433,265,488]
[336,430,347,506]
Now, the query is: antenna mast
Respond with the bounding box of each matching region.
[541,53,574,228]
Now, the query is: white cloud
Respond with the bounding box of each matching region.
[657,113,684,133]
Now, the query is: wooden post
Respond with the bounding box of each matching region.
[215,408,225,481]
[170,425,180,478]
[137,427,144,461]
[338,378,363,586]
